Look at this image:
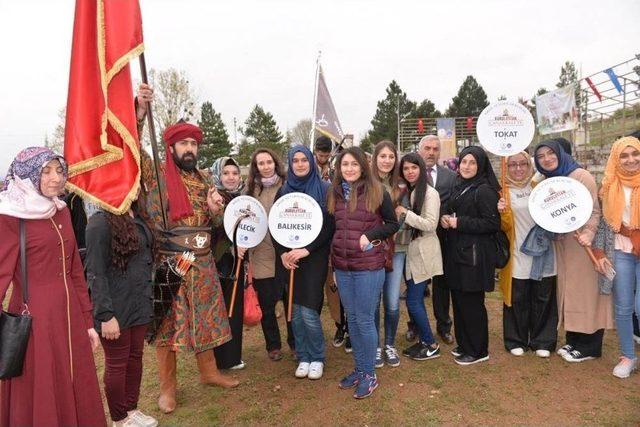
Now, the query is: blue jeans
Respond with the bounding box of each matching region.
[335,269,385,376]
[374,252,405,348]
[291,304,325,363]
[613,250,640,360]
[405,278,436,345]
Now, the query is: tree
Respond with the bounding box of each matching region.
[139,68,198,160]
[235,105,287,165]
[360,80,416,153]
[197,101,231,168]
[444,75,489,117]
[45,107,66,153]
[288,119,312,147]
[415,98,441,119]
[556,60,582,114]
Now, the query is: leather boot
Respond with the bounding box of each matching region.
[156,346,177,414]
[195,350,240,388]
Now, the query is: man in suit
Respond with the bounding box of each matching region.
[418,134,457,345]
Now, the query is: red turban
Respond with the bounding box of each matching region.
[163,122,204,222]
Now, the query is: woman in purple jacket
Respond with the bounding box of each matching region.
[328,147,399,399]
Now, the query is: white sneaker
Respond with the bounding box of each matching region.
[112,417,138,427]
[308,361,324,380]
[510,347,525,356]
[613,357,637,379]
[556,344,573,357]
[535,349,551,358]
[295,362,310,378]
[230,360,246,370]
[127,410,158,427]
[562,349,595,363]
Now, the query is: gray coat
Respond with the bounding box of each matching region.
[592,218,615,295]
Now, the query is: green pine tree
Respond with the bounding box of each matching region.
[360,80,416,153]
[235,105,287,164]
[444,75,489,117]
[197,101,231,169]
[556,60,581,112]
[415,98,442,119]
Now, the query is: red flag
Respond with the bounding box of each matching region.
[585,77,602,101]
[417,119,424,134]
[466,117,474,130]
[64,0,144,214]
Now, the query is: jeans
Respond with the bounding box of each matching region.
[101,324,148,422]
[335,268,385,376]
[405,278,436,345]
[291,304,325,363]
[613,250,640,360]
[374,252,405,347]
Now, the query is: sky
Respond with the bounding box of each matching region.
[0,0,639,173]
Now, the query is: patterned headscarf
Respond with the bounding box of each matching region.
[504,151,534,189]
[0,147,68,219]
[210,156,245,202]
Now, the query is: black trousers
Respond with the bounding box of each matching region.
[214,254,244,369]
[254,277,294,352]
[432,274,452,335]
[503,276,558,352]
[451,289,488,358]
[565,329,605,357]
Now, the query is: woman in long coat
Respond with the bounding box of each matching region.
[0,147,106,427]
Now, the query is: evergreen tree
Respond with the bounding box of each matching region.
[235,105,287,164]
[444,75,489,117]
[556,60,581,111]
[360,80,416,153]
[415,98,441,119]
[197,101,231,169]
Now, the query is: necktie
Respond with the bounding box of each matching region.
[426,167,434,187]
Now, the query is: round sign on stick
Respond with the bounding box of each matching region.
[268,192,323,249]
[223,195,269,248]
[476,100,535,156]
[269,192,324,322]
[528,177,594,233]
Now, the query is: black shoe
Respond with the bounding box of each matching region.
[454,354,489,366]
[411,343,441,361]
[344,335,353,353]
[424,287,431,298]
[333,327,345,348]
[399,289,407,300]
[438,332,454,345]
[402,342,422,358]
[450,346,463,358]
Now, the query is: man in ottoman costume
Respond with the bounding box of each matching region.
[146,121,239,414]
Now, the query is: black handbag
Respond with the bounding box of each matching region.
[0,219,33,379]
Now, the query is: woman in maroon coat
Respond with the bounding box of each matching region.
[0,147,106,427]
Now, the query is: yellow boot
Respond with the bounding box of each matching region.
[156,346,177,414]
[195,350,240,388]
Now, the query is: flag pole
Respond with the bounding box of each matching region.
[139,53,168,230]
[309,50,321,151]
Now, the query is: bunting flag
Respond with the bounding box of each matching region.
[417,118,424,134]
[64,0,144,214]
[313,65,344,146]
[604,68,624,94]
[585,77,602,101]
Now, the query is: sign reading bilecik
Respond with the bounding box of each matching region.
[268,192,323,249]
[223,195,269,248]
[476,100,535,156]
[528,177,594,234]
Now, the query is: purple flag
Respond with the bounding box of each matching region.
[314,65,344,144]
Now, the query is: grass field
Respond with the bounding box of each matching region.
[93,291,640,426]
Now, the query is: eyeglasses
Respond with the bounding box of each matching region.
[507,162,529,170]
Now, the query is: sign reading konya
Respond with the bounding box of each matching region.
[268,192,323,249]
[476,100,535,156]
[528,177,594,233]
[223,195,269,248]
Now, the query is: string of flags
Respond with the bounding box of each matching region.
[583,55,640,101]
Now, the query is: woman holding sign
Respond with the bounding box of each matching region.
[441,146,501,366]
[328,147,399,399]
[274,145,335,380]
[246,149,295,361]
[497,151,558,358]
[593,136,640,378]
[210,156,247,370]
[534,139,613,363]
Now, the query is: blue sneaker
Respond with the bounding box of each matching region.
[354,373,378,399]
[339,370,361,389]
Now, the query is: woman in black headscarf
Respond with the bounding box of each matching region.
[441,145,501,365]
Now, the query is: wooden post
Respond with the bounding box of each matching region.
[228,259,243,318]
[287,269,295,322]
